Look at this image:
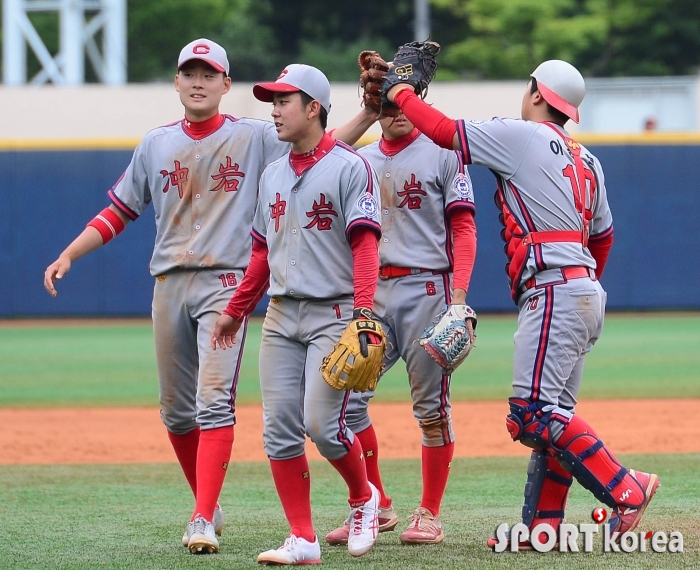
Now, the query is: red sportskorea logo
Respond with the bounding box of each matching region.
[591,507,607,523]
[193,44,211,55]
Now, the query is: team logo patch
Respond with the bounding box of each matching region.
[453,173,474,201]
[394,64,413,80]
[356,192,379,219]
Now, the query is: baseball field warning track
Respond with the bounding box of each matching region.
[1,399,697,464]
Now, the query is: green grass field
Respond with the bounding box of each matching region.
[1,313,698,569]
[1,312,699,407]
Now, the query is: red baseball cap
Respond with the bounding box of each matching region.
[254,64,331,113]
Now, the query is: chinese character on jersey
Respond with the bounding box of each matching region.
[270,192,287,232]
[161,160,189,198]
[398,174,427,209]
[210,156,246,192]
[304,193,338,231]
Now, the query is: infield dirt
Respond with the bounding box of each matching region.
[1,399,697,464]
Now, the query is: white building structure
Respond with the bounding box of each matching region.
[2,0,126,86]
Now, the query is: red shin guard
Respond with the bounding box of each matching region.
[522,450,573,539]
[554,415,646,509]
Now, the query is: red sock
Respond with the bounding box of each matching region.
[355,425,391,508]
[193,425,234,522]
[167,427,200,497]
[420,443,454,516]
[269,455,315,542]
[328,437,371,506]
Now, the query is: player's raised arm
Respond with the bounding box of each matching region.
[44,204,129,297]
[387,86,460,152]
[330,105,379,147]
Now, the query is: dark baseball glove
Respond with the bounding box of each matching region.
[321,308,387,393]
[358,50,399,118]
[380,40,440,107]
[418,304,477,374]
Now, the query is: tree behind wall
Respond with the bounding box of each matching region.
[432,0,700,79]
[8,0,694,83]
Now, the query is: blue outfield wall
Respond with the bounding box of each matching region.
[1,141,698,318]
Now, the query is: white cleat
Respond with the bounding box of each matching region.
[182,504,224,547]
[257,534,322,565]
[347,482,380,557]
[187,515,219,554]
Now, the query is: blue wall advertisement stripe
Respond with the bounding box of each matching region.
[1,142,698,317]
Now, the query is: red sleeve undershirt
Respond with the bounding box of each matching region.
[449,209,477,292]
[223,239,271,320]
[394,89,458,151]
[588,230,614,279]
[350,226,380,310]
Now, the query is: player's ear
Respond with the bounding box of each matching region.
[531,88,545,106]
[306,99,321,121]
[222,75,231,94]
[174,74,180,92]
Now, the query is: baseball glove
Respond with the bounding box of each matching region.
[418,304,477,374]
[358,50,399,118]
[380,40,440,106]
[321,308,387,393]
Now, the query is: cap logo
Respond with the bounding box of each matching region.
[277,69,289,80]
[193,44,211,55]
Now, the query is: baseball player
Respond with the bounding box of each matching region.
[43,39,379,555]
[325,111,476,546]
[211,64,383,565]
[384,59,659,548]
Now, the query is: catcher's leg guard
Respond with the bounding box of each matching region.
[522,450,573,530]
[552,415,647,510]
[487,449,574,551]
[505,397,569,450]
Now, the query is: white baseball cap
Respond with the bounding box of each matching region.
[531,60,585,123]
[253,64,332,113]
[178,38,229,76]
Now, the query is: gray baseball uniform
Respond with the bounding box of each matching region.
[344,132,475,446]
[455,116,657,537]
[456,118,612,410]
[109,115,288,433]
[252,140,381,460]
